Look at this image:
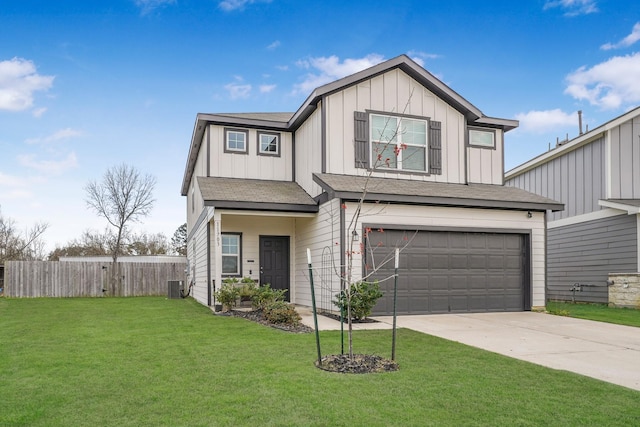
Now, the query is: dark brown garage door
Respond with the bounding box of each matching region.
[365,229,529,315]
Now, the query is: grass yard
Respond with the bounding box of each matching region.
[1,297,639,426]
[547,301,640,327]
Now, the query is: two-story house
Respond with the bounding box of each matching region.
[506,106,640,304]
[181,55,562,315]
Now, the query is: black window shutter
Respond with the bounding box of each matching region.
[354,111,369,169]
[429,120,442,175]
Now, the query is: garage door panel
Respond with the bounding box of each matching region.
[368,229,527,315]
[428,254,449,269]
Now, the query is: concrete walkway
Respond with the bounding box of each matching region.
[299,308,640,391]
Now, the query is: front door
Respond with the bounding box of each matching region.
[259,236,290,301]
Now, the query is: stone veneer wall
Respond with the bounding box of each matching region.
[608,273,640,309]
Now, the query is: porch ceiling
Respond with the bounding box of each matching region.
[197,177,318,213]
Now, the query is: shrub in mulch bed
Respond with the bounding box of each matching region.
[217,309,313,333]
[316,354,399,374]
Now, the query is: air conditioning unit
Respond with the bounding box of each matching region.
[168,280,182,299]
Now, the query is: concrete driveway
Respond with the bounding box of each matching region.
[300,308,640,391]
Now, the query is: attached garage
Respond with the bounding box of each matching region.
[365,228,530,315]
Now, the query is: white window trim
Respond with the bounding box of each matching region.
[224,128,249,154]
[257,132,280,156]
[369,113,428,172]
[468,128,496,149]
[221,233,242,276]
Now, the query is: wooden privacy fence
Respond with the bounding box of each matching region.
[4,261,187,298]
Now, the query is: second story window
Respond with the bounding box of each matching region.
[225,128,248,154]
[370,114,427,172]
[258,132,280,156]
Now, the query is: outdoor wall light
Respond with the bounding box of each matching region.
[352,229,359,241]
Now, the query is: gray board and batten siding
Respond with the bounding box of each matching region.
[505,136,606,222]
[547,214,637,303]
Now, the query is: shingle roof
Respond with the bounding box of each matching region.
[197,177,318,212]
[313,173,564,212]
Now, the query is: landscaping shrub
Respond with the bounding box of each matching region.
[214,280,240,311]
[239,277,257,301]
[263,300,301,326]
[333,281,383,320]
[252,284,287,311]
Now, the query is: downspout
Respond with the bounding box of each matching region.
[464,121,469,184]
[292,132,296,182]
[206,124,211,177]
[321,97,327,173]
[207,219,212,306]
[339,198,345,283]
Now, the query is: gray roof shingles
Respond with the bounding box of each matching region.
[197,177,317,211]
[313,173,564,211]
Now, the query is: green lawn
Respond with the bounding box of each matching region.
[1,297,639,426]
[547,301,640,327]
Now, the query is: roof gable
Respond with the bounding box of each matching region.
[182,54,519,195]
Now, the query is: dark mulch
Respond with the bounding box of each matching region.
[320,312,379,323]
[217,309,314,333]
[316,354,399,374]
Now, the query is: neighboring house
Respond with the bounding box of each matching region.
[181,54,562,315]
[505,106,640,303]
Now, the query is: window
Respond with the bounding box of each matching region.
[370,114,428,171]
[224,128,248,153]
[221,233,241,275]
[469,128,495,148]
[258,132,280,156]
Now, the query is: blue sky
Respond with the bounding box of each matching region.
[1,0,639,252]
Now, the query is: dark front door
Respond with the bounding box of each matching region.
[259,236,290,301]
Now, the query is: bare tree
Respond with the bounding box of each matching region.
[0,206,49,263]
[85,164,156,293]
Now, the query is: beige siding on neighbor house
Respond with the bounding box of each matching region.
[342,203,547,308]
[207,124,293,182]
[323,68,469,184]
[294,198,341,310]
[294,106,324,197]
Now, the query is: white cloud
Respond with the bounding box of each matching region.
[0,57,54,112]
[32,107,47,117]
[25,128,84,145]
[601,22,640,50]
[218,0,271,12]
[18,151,78,175]
[259,84,276,93]
[134,0,176,15]
[267,40,281,50]
[515,109,578,133]
[543,0,598,16]
[293,54,386,95]
[565,52,640,109]
[407,50,441,67]
[224,76,252,99]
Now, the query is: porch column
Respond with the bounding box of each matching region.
[213,210,223,300]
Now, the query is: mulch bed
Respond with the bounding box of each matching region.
[217,308,399,374]
[217,308,314,333]
[316,354,399,374]
[320,312,379,323]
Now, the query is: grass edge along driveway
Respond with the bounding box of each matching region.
[1,297,639,426]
